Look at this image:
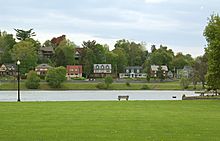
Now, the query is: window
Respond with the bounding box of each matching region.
[96,65,99,69]
[101,65,104,69]
[106,65,109,69]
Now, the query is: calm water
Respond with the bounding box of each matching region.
[0,90,199,102]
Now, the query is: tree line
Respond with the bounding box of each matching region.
[1,13,220,90]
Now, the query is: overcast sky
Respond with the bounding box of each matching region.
[1,0,219,57]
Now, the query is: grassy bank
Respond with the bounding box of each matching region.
[0,81,203,90]
[0,101,219,141]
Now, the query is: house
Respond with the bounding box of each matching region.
[93,64,112,77]
[66,65,82,79]
[177,66,193,79]
[0,64,16,76]
[167,71,174,78]
[35,64,53,75]
[150,65,168,78]
[119,66,147,78]
[39,47,54,59]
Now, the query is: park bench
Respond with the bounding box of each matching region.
[118,95,129,101]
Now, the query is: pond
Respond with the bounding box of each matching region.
[0,90,199,102]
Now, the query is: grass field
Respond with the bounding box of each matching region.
[0,101,219,141]
[0,81,204,90]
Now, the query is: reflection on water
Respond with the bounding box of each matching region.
[0,90,199,102]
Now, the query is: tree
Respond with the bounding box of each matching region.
[54,39,75,66]
[149,45,174,69]
[204,13,220,90]
[105,76,113,89]
[114,39,146,66]
[11,41,38,74]
[25,71,40,89]
[0,31,16,63]
[180,77,190,89]
[14,28,36,41]
[157,66,165,81]
[46,66,66,88]
[113,48,128,73]
[192,54,208,89]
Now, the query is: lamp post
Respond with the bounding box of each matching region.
[16,60,21,102]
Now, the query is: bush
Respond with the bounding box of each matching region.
[96,83,107,89]
[141,84,149,90]
[46,67,66,88]
[126,82,131,87]
[105,76,113,89]
[25,71,40,89]
[180,77,190,89]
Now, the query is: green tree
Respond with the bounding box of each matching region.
[25,71,40,89]
[14,28,36,41]
[204,14,220,90]
[11,41,38,74]
[54,39,75,66]
[149,45,174,69]
[180,77,190,89]
[46,66,66,88]
[114,39,146,66]
[0,31,16,63]
[105,76,113,89]
[192,54,208,89]
[157,66,165,81]
[113,48,128,73]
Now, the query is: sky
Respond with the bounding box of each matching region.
[1,0,220,57]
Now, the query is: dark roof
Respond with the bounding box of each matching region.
[40,47,54,52]
[36,64,53,69]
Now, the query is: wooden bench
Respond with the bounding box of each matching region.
[118,95,129,101]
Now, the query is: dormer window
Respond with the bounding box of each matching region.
[96,65,99,69]
[106,65,109,69]
[101,65,104,69]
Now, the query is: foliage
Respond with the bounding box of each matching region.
[54,39,75,66]
[149,45,174,69]
[192,54,208,89]
[156,66,165,81]
[105,76,113,88]
[96,82,107,89]
[11,40,38,74]
[25,71,40,89]
[141,84,149,90]
[14,28,36,41]
[114,39,146,66]
[126,82,131,87]
[203,13,220,89]
[0,31,16,64]
[46,66,66,88]
[180,77,190,89]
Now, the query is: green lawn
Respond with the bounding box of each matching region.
[0,81,204,90]
[0,101,219,141]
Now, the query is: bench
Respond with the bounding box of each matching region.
[118,95,129,101]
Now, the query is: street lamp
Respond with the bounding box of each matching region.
[16,60,21,102]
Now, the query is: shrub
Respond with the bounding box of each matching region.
[46,66,66,88]
[126,82,131,87]
[25,71,40,89]
[105,76,113,89]
[180,77,190,89]
[141,84,149,90]
[96,83,106,89]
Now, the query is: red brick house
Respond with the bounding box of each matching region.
[66,65,82,79]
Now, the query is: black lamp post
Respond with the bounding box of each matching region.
[17,60,21,102]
